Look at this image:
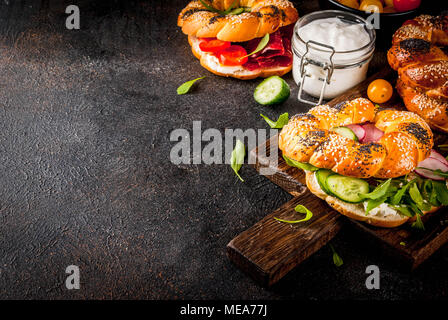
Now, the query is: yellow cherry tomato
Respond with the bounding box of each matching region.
[359,0,384,12]
[338,0,359,9]
[367,79,393,103]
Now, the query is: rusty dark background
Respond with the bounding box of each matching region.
[0,0,446,300]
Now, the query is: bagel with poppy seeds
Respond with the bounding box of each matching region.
[278,98,433,179]
[387,13,448,132]
[178,0,299,79]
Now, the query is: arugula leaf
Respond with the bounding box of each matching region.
[283,155,319,171]
[429,181,441,207]
[177,77,205,95]
[274,204,313,224]
[411,213,425,230]
[415,167,448,178]
[199,0,223,13]
[230,139,245,182]
[260,112,289,129]
[199,0,239,16]
[243,33,270,58]
[329,244,343,267]
[432,180,448,205]
[391,205,413,218]
[365,196,388,215]
[360,179,391,200]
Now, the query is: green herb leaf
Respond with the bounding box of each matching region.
[409,182,431,211]
[391,205,413,218]
[365,196,388,215]
[432,180,448,205]
[230,139,245,182]
[274,204,313,224]
[400,241,406,246]
[283,155,319,171]
[260,112,289,129]
[411,213,425,230]
[243,33,270,58]
[228,7,244,15]
[329,244,343,267]
[360,178,391,200]
[177,77,205,95]
[429,180,441,207]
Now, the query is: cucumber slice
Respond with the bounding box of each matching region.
[331,127,358,141]
[315,169,334,195]
[326,175,370,203]
[254,76,290,105]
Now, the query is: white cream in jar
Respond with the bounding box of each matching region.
[292,11,376,102]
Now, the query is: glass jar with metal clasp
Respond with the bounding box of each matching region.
[292,10,376,105]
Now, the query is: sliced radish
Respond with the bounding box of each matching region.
[415,157,448,181]
[346,124,366,141]
[360,123,384,143]
[429,149,448,166]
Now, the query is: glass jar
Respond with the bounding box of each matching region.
[292,10,376,104]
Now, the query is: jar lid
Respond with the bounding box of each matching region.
[292,10,376,67]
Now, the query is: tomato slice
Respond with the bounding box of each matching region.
[198,38,231,53]
[217,45,248,66]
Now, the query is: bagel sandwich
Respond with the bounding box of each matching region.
[279,98,448,228]
[178,0,299,79]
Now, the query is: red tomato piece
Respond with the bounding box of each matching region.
[217,45,248,66]
[198,38,231,53]
[393,0,421,12]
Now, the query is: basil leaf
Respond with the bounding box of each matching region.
[411,213,425,230]
[365,196,387,215]
[260,112,289,129]
[274,204,313,224]
[432,180,448,205]
[283,155,319,171]
[230,139,245,182]
[177,76,205,95]
[243,33,270,57]
[329,244,343,267]
[360,179,391,200]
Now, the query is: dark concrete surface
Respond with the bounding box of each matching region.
[0,0,446,300]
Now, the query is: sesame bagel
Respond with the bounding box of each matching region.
[178,0,299,42]
[387,13,448,132]
[278,98,434,179]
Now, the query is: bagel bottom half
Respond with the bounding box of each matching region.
[305,171,439,228]
[188,36,291,80]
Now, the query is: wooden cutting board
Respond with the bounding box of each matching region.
[226,68,448,287]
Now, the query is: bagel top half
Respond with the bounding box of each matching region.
[178,0,299,42]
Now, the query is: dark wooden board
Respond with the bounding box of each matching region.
[227,68,448,286]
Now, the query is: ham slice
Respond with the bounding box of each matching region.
[242,25,293,71]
